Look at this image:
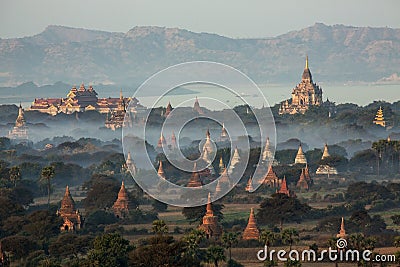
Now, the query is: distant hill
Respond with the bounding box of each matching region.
[0,23,399,86]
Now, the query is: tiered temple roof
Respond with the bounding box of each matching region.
[242,208,260,240]
[112,181,130,218]
[373,106,386,127]
[57,186,82,231]
[157,161,166,180]
[198,193,222,239]
[294,144,307,164]
[277,177,296,197]
[296,169,309,190]
[316,144,338,175]
[187,163,203,187]
[245,177,254,192]
[261,166,280,188]
[279,57,323,115]
[165,102,172,117]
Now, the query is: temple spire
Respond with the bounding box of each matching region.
[305,55,309,69]
[157,161,166,180]
[206,193,213,216]
[242,208,260,240]
[336,217,348,238]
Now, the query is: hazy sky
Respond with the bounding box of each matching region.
[0,0,399,39]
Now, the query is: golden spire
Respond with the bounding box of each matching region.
[305,55,309,69]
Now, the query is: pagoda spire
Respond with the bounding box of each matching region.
[206,193,213,216]
[157,160,166,180]
[322,143,330,159]
[245,176,254,192]
[305,55,309,69]
[243,208,260,240]
[187,163,203,187]
[336,217,348,238]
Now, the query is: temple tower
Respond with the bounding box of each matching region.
[57,186,82,231]
[245,177,254,192]
[157,161,166,180]
[187,163,203,187]
[198,193,222,239]
[296,169,309,190]
[8,104,28,140]
[261,166,280,188]
[336,217,348,239]
[112,181,130,218]
[373,106,386,127]
[242,208,260,240]
[294,143,307,164]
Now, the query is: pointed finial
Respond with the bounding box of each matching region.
[120,89,123,100]
[305,55,309,69]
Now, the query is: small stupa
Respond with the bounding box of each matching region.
[336,217,348,239]
[187,163,203,187]
[294,143,307,164]
[242,208,260,240]
[198,193,222,239]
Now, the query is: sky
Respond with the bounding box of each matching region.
[0,0,400,39]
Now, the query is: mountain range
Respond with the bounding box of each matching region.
[0,23,399,87]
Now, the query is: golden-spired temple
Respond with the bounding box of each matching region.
[57,186,82,231]
[198,193,222,239]
[8,104,28,140]
[316,144,338,175]
[373,106,386,127]
[112,181,130,218]
[279,57,323,115]
[242,208,260,240]
[30,84,143,115]
[294,144,308,164]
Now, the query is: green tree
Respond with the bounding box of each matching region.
[206,245,226,267]
[222,232,239,262]
[259,229,277,257]
[182,229,206,265]
[82,174,120,211]
[391,214,400,226]
[152,219,168,235]
[394,236,400,247]
[9,166,21,188]
[86,233,132,267]
[40,166,55,208]
[281,228,299,251]
[257,194,311,229]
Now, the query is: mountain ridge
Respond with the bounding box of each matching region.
[0,23,399,86]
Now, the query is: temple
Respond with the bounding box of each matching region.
[296,169,309,190]
[279,57,323,115]
[105,91,132,130]
[294,144,307,164]
[170,132,177,150]
[336,217,348,239]
[124,151,137,177]
[373,106,386,127]
[57,186,83,231]
[262,137,274,163]
[157,133,167,150]
[187,163,203,187]
[218,156,225,175]
[157,161,166,180]
[112,181,130,218]
[8,104,28,140]
[220,123,228,142]
[193,97,204,114]
[242,208,260,240]
[316,144,338,175]
[245,177,254,192]
[165,102,172,117]
[30,84,143,115]
[198,193,223,239]
[228,147,241,173]
[277,177,296,197]
[261,166,280,188]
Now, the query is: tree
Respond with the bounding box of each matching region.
[49,233,93,260]
[40,166,55,208]
[394,236,400,248]
[206,245,226,267]
[259,229,277,256]
[152,220,168,235]
[82,174,120,211]
[391,214,400,226]
[151,199,168,212]
[86,233,132,267]
[9,166,21,188]
[281,228,299,251]
[222,232,239,262]
[182,229,206,265]
[257,194,311,229]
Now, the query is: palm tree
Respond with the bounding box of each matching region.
[206,245,226,267]
[259,229,276,257]
[152,219,168,235]
[222,232,239,262]
[281,228,299,251]
[40,166,55,208]
[183,229,206,260]
[9,166,21,187]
